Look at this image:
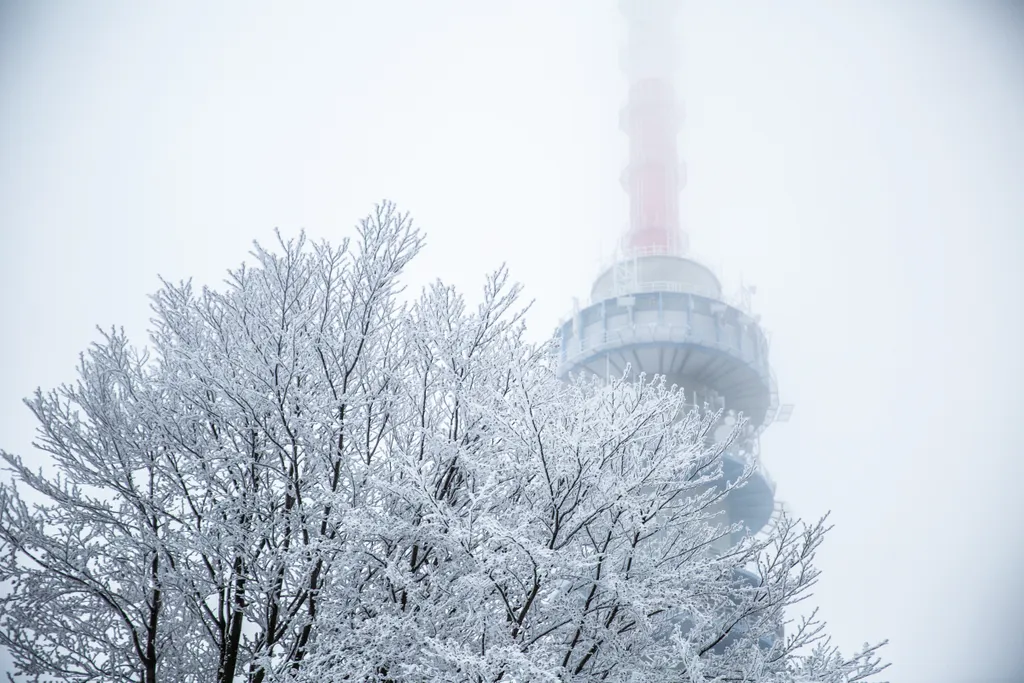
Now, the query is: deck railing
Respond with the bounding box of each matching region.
[559,322,771,383]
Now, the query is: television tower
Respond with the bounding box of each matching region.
[558,0,787,637]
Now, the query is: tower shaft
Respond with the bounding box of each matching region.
[559,1,786,653]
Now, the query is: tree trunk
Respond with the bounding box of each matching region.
[220,556,247,683]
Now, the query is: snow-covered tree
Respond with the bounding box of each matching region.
[0,203,887,682]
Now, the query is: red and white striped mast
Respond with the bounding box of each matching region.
[619,0,687,255]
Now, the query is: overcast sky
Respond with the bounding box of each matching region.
[2,2,1023,681]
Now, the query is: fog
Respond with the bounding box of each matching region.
[1,2,1022,680]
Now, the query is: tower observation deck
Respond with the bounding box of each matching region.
[558,0,785,634]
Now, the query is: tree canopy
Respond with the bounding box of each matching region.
[0,204,887,683]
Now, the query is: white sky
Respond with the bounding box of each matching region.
[2,2,1023,680]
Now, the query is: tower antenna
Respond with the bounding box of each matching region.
[619,0,687,255]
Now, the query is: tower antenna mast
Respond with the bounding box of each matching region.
[619,0,687,255]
